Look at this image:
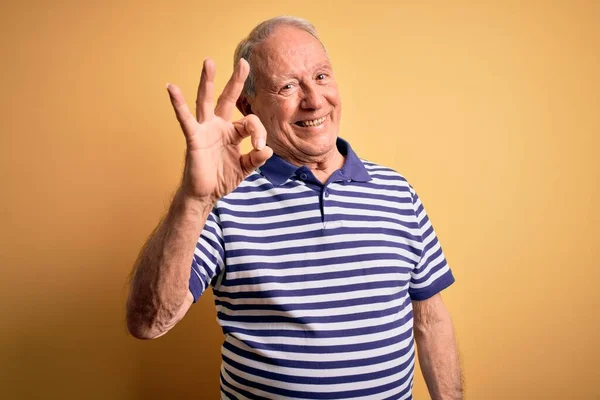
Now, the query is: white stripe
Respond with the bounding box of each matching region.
[224,219,420,239]
[226,245,418,266]
[218,303,412,332]
[332,184,412,200]
[219,209,321,224]
[226,258,412,280]
[226,232,420,251]
[217,272,409,294]
[410,264,450,290]
[219,196,316,212]
[226,314,413,346]
[217,290,410,318]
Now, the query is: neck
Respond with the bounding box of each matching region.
[276,143,345,184]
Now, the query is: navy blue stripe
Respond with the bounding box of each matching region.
[231,179,299,193]
[227,225,421,244]
[409,271,455,301]
[191,260,209,288]
[193,244,219,272]
[226,240,420,258]
[328,188,412,203]
[230,325,412,354]
[224,252,416,273]
[224,214,418,233]
[412,258,449,286]
[217,300,406,324]
[189,268,204,302]
[222,266,411,287]
[215,290,407,313]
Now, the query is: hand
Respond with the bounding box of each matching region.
[166,58,273,204]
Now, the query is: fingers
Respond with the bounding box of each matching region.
[215,58,250,121]
[196,58,216,123]
[166,83,196,138]
[232,114,267,150]
[240,147,274,175]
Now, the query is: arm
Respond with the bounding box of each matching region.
[125,191,212,339]
[126,58,271,339]
[412,294,463,400]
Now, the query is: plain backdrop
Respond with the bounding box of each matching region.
[1,1,599,399]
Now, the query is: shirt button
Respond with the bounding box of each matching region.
[300,173,308,180]
[324,190,330,198]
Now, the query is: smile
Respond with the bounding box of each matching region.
[295,116,327,127]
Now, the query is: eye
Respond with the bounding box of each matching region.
[316,73,327,80]
[281,83,293,91]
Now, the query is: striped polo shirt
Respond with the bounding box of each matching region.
[189,138,454,399]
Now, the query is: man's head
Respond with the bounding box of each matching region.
[234,16,342,165]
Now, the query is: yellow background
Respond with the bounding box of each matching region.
[1,0,599,399]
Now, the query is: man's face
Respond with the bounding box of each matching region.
[245,25,342,162]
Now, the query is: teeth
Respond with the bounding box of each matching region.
[298,116,326,127]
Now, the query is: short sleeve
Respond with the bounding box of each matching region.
[408,185,455,301]
[189,207,225,303]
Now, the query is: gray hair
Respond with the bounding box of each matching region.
[233,16,325,97]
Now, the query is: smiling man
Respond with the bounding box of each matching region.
[127,16,462,399]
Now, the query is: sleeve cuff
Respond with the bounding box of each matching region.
[409,270,455,301]
[189,271,203,303]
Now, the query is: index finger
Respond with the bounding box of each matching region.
[166,83,196,138]
[214,58,250,121]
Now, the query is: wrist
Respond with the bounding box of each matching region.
[171,188,215,218]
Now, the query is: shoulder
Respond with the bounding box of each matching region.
[361,159,413,191]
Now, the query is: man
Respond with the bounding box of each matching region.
[127,16,462,399]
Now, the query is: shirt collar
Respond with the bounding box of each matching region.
[258,137,372,186]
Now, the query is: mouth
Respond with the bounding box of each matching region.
[294,115,327,128]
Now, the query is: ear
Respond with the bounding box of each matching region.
[236,96,254,116]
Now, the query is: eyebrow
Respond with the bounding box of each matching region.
[275,61,333,81]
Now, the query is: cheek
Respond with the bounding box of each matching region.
[275,103,295,125]
[325,86,341,107]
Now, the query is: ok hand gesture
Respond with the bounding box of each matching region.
[166,58,272,204]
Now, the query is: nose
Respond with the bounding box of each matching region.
[300,82,324,110]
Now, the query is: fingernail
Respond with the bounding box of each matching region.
[257,138,266,150]
[166,83,171,89]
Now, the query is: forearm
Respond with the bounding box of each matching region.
[413,298,463,400]
[126,188,213,339]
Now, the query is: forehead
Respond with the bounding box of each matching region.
[252,25,330,80]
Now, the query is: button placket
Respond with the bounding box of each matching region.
[322,185,341,229]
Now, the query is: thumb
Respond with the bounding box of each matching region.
[240,146,273,175]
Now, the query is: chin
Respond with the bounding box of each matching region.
[298,132,338,156]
